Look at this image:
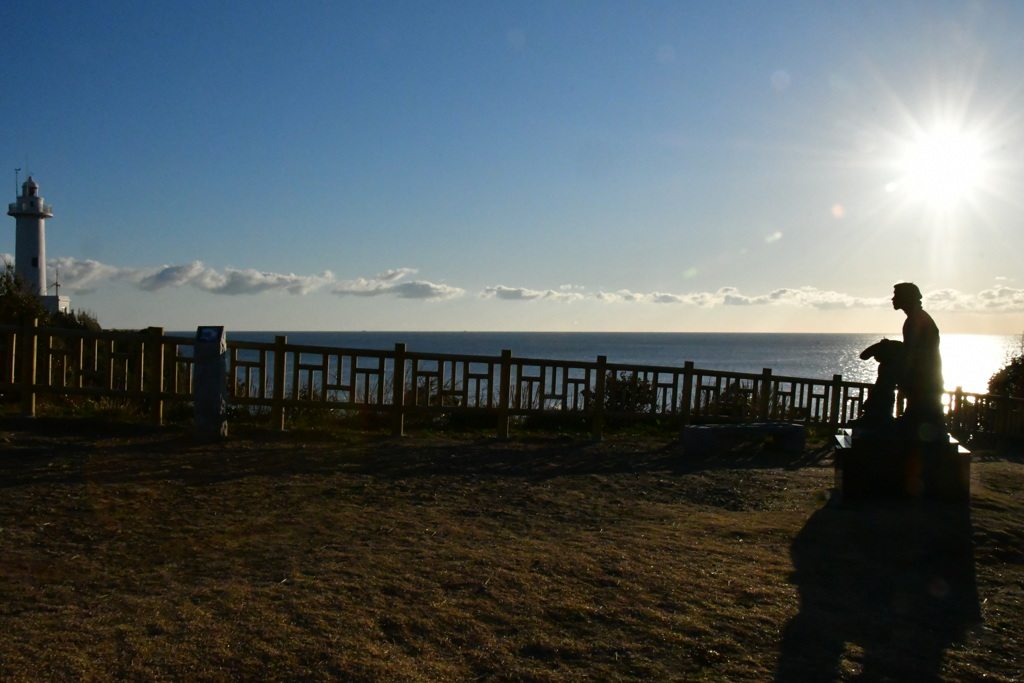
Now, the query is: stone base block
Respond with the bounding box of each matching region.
[833,429,970,505]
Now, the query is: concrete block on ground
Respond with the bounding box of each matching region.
[681,422,806,455]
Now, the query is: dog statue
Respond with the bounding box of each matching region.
[856,338,906,425]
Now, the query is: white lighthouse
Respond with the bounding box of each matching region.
[7,176,69,313]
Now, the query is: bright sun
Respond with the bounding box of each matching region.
[899,124,985,206]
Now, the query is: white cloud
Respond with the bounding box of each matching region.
[593,290,713,305]
[53,257,334,296]
[746,287,876,310]
[390,281,465,300]
[595,290,643,303]
[715,286,759,306]
[137,261,208,291]
[197,267,335,296]
[138,262,334,296]
[650,292,695,304]
[588,286,881,310]
[375,268,418,282]
[481,285,585,302]
[48,257,461,300]
[332,268,463,300]
[587,285,1024,313]
[959,286,1024,312]
[36,255,1024,316]
[50,257,140,294]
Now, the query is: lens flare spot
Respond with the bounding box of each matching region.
[771,69,792,91]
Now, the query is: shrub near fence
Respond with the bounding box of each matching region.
[2,320,1023,442]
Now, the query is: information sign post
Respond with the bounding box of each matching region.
[194,326,228,439]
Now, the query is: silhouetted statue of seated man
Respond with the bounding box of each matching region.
[892,282,946,440]
[857,338,905,425]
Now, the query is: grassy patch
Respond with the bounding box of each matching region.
[0,419,1021,681]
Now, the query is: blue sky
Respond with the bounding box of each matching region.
[4,0,1024,333]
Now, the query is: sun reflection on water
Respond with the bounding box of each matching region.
[941,333,1020,394]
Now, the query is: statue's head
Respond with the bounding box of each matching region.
[892,282,923,311]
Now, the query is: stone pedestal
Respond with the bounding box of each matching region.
[833,428,970,505]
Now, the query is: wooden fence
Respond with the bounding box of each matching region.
[2,321,1022,442]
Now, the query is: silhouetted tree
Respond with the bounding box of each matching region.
[0,262,101,330]
[51,308,102,332]
[989,337,1024,398]
[0,262,49,325]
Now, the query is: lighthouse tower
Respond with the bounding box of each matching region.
[7,177,69,313]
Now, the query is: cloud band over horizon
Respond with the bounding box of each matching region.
[9,255,1024,315]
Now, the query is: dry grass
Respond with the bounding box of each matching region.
[0,418,1021,681]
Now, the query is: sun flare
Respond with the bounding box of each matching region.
[899,124,985,206]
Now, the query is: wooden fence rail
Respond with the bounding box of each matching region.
[2,321,1022,442]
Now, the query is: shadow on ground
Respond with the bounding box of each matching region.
[776,499,981,681]
[0,417,832,489]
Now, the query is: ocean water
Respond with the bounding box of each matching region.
[216,331,1021,395]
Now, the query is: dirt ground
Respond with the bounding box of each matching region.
[0,418,1021,681]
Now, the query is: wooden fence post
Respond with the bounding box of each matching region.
[391,343,406,436]
[38,325,51,395]
[997,394,1009,438]
[828,374,843,428]
[19,318,38,417]
[162,336,175,394]
[758,368,772,420]
[952,386,964,437]
[681,361,694,424]
[148,327,165,426]
[271,335,287,430]
[591,355,607,441]
[497,350,512,439]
